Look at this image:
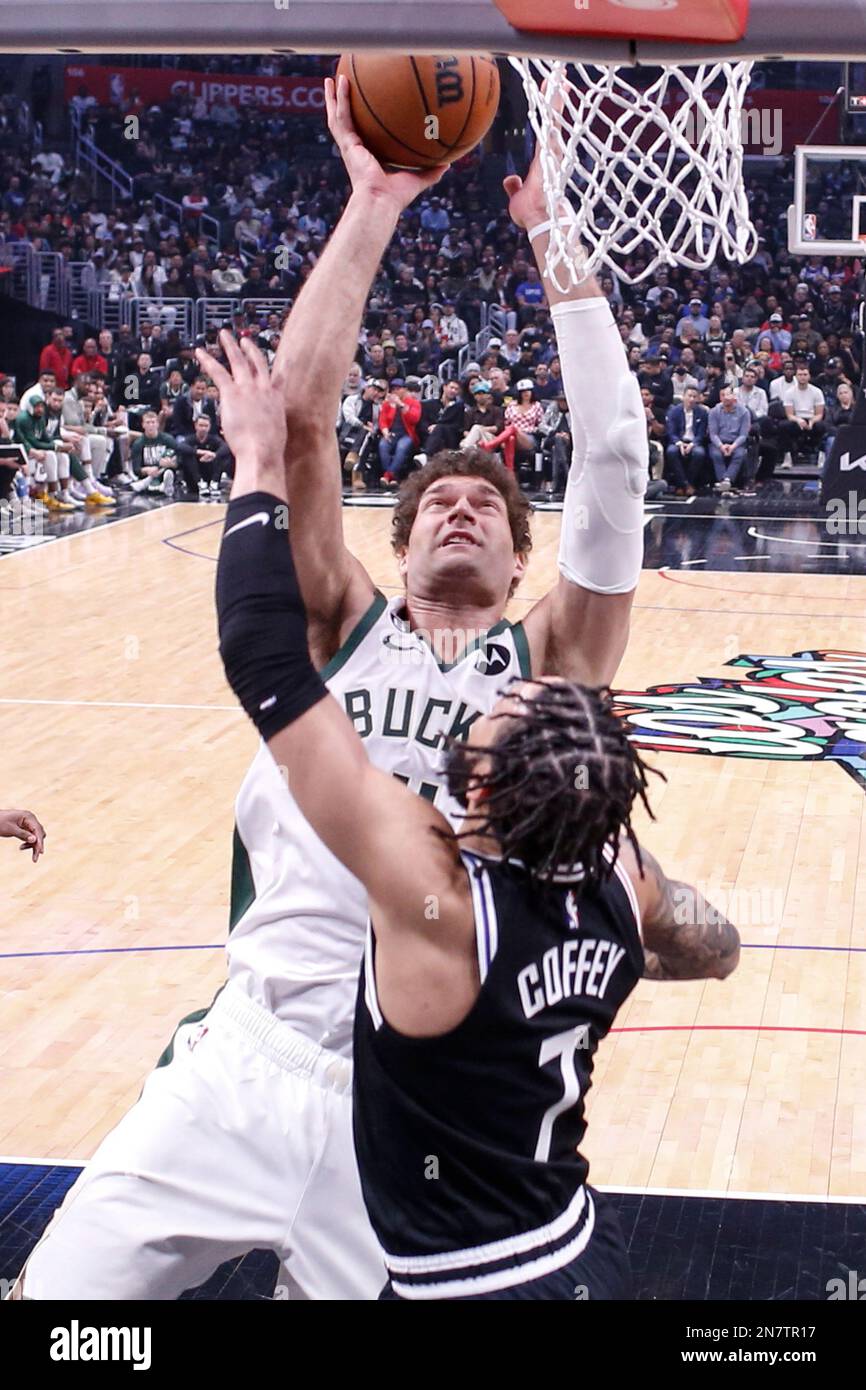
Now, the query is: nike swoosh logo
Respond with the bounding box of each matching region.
[224,511,269,539]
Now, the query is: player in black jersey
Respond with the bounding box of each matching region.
[212,331,741,1301]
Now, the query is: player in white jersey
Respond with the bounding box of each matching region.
[16,76,648,1300]
[230,597,531,1055]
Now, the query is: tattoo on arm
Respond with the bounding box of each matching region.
[641,851,741,982]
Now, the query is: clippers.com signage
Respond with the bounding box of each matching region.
[65,64,326,115]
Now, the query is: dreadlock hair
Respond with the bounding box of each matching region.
[443,679,664,888]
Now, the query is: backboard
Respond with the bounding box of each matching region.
[0,0,865,58]
[787,145,866,256]
[845,61,866,114]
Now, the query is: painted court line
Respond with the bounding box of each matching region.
[0,1156,83,1169]
[610,1024,866,1037]
[0,502,179,558]
[1,941,863,961]
[598,1184,866,1205]
[747,525,866,549]
[0,944,223,959]
[0,697,239,712]
[162,513,224,560]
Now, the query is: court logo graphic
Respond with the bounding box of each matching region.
[614,650,866,792]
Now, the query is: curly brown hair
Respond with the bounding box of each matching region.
[391,450,533,592]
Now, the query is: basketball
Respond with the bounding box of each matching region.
[335,53,500,170]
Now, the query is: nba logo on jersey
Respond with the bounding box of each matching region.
[565,891,580,931]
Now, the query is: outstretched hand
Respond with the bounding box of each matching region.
[503,144,548,232]
[325,74,449,214]
[0,808,46,861]
[196,333,287,495]
[503,74,568,231]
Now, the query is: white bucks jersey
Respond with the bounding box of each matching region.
[228,592,531,1055]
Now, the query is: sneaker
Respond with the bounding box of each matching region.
[45,493,74,511]
[60,489,84,509]
[131,476,151,493]
[209,481,221,497]
[85,490,116,507]
[778,454,793,470]
[352,469,367,491]
[113,473,134,488]
[68,482,88,502]
[162,470,175,497]
[198,480,209,496]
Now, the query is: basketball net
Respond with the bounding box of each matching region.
[510,58,759,290]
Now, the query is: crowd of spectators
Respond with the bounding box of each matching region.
[0,320,246,509]
[0,59,863,511]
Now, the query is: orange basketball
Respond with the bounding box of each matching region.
[335,53,500,170]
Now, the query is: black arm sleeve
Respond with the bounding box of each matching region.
[216,491,327,741]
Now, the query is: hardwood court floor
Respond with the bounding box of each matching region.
[1,501,865,1197]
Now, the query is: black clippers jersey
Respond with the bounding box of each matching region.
[353,849,644,1300]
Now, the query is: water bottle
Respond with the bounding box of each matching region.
[14,471,28,500]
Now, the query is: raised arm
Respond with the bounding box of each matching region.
[618,840,740,982]
[270,76,448,660]
[508,143,647,688]
[203,331,475,1034]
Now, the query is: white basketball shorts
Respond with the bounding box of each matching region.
[20,984,386,1300]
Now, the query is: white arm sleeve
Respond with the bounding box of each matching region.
[551,297,648,596]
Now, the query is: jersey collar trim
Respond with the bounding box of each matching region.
[318,590,387,682]
[391,598,524,675]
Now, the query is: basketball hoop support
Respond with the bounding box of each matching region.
[787,145,866,256]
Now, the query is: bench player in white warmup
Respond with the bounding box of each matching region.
[17,76,649,1300]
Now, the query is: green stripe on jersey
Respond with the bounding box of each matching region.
[229,824,255,933]
[511,620,532,678]
[318,591,387,682]
[153,1005,209,1071]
